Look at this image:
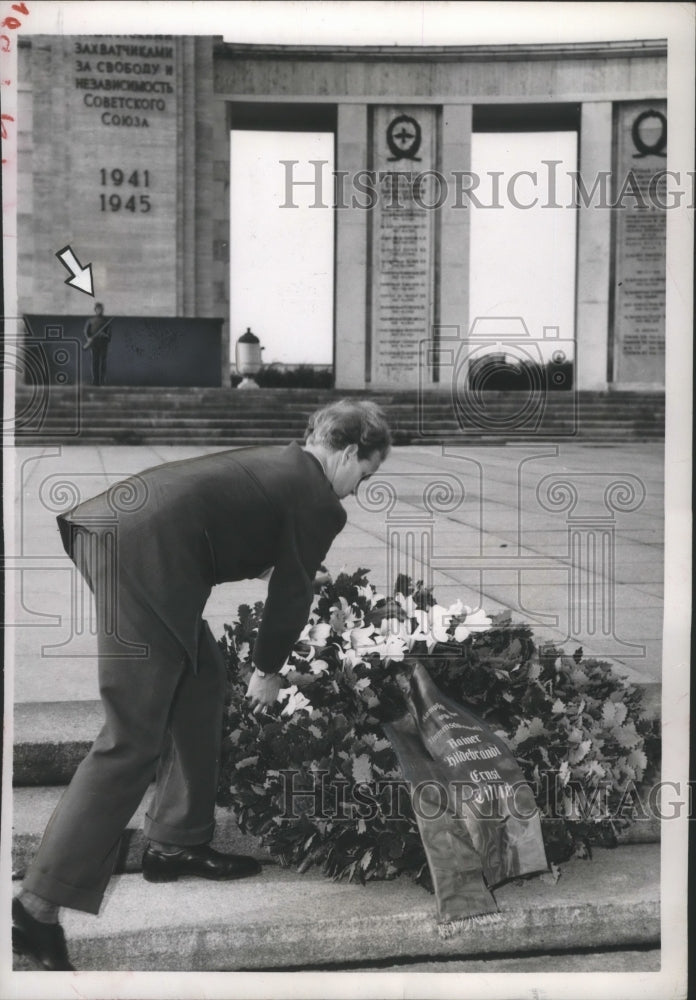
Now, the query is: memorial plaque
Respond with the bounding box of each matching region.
[22,35,180,316]
[370,107,437,388]
[611,101,667,386]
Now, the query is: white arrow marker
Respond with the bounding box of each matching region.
[55,245,94,297]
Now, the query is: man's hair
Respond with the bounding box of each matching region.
[94,302,104,311]
[305,399,391,460]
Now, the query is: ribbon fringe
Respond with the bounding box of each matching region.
[438,911,503,939]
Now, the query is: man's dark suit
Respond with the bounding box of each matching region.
[24,443,347,913]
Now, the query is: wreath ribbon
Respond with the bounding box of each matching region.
[385,662,549,936]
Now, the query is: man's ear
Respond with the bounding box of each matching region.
[343,443,359,462]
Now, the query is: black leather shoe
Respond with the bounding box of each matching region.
[12,897,75,971]
[142,844,262,883]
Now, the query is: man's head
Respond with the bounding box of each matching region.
[94,302,104,316]
[304,399,391,499]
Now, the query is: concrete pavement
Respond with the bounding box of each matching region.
[12,843,660,972]
[8,440,664,704]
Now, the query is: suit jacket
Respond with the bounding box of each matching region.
[57,442,347,672]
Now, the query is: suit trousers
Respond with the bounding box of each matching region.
[23,529,227,914]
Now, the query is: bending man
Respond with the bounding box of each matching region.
[13,399,391,970]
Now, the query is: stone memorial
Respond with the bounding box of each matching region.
[369,107,437,388]
[610,101,667,387]
[16,38,668,393]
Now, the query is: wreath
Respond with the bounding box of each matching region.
[217,568,659,888]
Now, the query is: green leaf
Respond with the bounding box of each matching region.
[627,748,648,777]
[602,699,628,728]
[527,717,548,738]
[235,755,259,769]
[527,661,542,682]
[352,753,374,784]
[568,740,592,764]
[613,722,641,749]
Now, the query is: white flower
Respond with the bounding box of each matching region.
[395,593,417,617]
[375,634,407,662]
[430,604,453,643]
[448,599,471,618]
[277,685,313,716]
[342,647,367,668]
[355,584,374,604]
[463,608,492,632]
[454,607,492,642]
[350,625,377,652]
[299,622,332,646]
[330,596,364,632]
[309,658,330,675]
[411,605,451,648]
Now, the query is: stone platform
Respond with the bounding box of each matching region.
[12,844,660,972]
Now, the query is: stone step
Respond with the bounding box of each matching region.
[14,393,663,407]
[13,385,665,445]
[14,700,105,786]
[12,409,664,423]
[363,947,661,973]
[12,785,269,880]
[16,385,665,395]
[14,406,665,424]
[11,842,660,971]
[15,389,665,413]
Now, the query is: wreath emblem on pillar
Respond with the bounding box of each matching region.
[386,114,422,161]
[631,109,667,158]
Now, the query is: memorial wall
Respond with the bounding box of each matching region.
[16,38,668,392]
[17,35,227,384]
[611,100,667,387]
[369,106,437,388]
[19,36,179,315]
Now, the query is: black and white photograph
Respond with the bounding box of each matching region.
[1,2,693,997]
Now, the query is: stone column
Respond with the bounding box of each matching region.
[334,104,369,389]
[211,99,231,381]
[438,105,472,369]
[575,102,613,391]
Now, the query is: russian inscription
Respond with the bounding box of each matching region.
[612,101,666,385]
[371,107,437,388]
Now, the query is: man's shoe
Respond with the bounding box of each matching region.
[142,844,262,883]
[12,897,75,972]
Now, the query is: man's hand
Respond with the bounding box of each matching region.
[246,668,283,711]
